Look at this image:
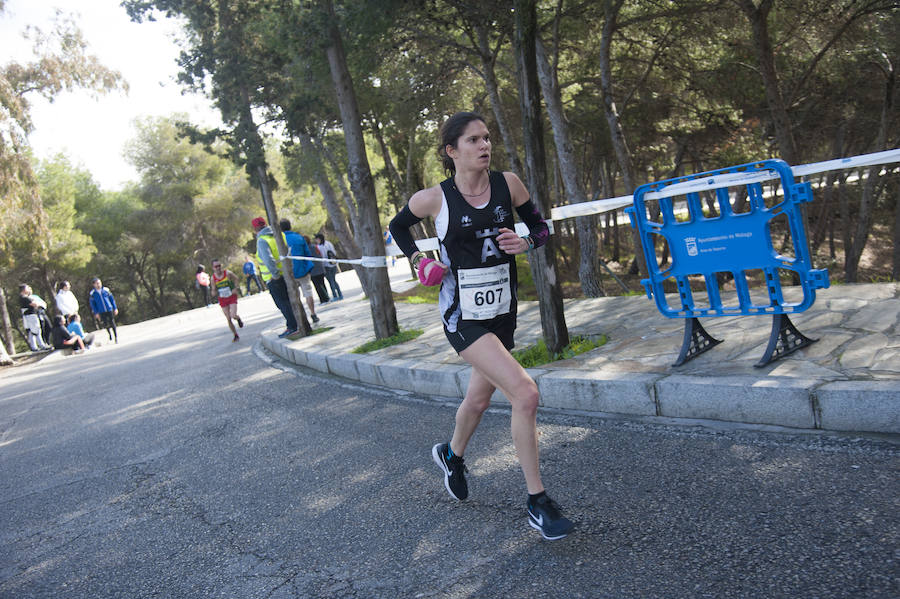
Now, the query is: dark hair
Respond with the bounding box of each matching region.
[68,314,78,324]
[196,265,205,273]
[279,218,292,231]
[438,111,486,175]
[58,280,70,291]
[54,315,66,326]
[315,233,325,243]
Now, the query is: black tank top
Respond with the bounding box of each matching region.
[438,170,518,328]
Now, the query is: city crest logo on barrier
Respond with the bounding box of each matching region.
[685,237,698,257]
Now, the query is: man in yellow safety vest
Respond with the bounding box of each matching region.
[253,217,297,337]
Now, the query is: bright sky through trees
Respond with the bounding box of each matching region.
[0,0,221,190]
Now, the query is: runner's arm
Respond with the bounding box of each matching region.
[388,187,442,265]
[502,171,549,250]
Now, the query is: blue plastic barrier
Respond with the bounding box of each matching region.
[625,159,830,366]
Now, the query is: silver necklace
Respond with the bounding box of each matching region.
[455,175,490,197]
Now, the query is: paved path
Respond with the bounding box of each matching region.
[265,265,900,435]
[0,289,897,598]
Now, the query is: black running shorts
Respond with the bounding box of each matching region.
[444,314,516,354]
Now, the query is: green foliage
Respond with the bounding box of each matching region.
[271,144,328,235]
[352,328,424,353]
[511,334,607,369]
[0,10,124,260]
[63,115,261,321]
[393,282,439,303]
[5,0,897,347]
[35,155,97,273]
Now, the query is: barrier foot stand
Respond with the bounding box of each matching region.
[754,314,817,368]
[673,317,723,367]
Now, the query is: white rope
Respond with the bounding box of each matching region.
[278,254,389,268]
[293,148,900,266]
[645,148,900,199]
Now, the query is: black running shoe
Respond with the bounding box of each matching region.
[312,313,320,323]
[527,494,574,540]
[236,316,243,328]
[432,442,468,500]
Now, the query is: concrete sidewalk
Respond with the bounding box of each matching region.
[261,266,900,435]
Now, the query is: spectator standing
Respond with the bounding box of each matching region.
[243,256,263,295]
[54,281,79,318]
[18,284,51,351]
[196,265,212,307]
[89,278,118,343]
[253,217,297,337]
[305,235,330,305]
[315,233,343,301]
[280,219,320,324]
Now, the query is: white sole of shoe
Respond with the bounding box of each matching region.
[528,514,570,541]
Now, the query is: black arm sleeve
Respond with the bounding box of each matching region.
[515,199,550,248]
[388,204,424,258]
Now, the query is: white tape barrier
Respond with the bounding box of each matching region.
[278,254,389,268]
[646,148,900,199]
[284,148,900,265]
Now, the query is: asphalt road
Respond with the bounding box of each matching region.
[1,293,898,599]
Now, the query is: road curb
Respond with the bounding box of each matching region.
[261,331,899,434]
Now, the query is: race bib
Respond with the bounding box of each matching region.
[458,263,511,320]
[218,286,232,298]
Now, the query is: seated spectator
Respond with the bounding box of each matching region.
[67,314,95,348]
[50,315,86,353]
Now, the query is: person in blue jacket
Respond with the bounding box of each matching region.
[89,277,118,342]
[280,219,319,324]
[242,256,263,295]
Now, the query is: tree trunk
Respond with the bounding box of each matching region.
[370,117,405,210]
[216,0,308,334]
[513,0,568,353]
[844,56,894,282]
[738,0,799,165]
[257,164,310,334]
[845,171,877,283]
[322,0,398,339]
[599,0,646,278]
[301,133,371,292]
[0,285,15,357]
[535,37,603,298]
[839,175,852,276]
[812,110,847,256]
[475,23,523,176]
[318,139,359,237]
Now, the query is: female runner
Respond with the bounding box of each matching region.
[388,112,573,540]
